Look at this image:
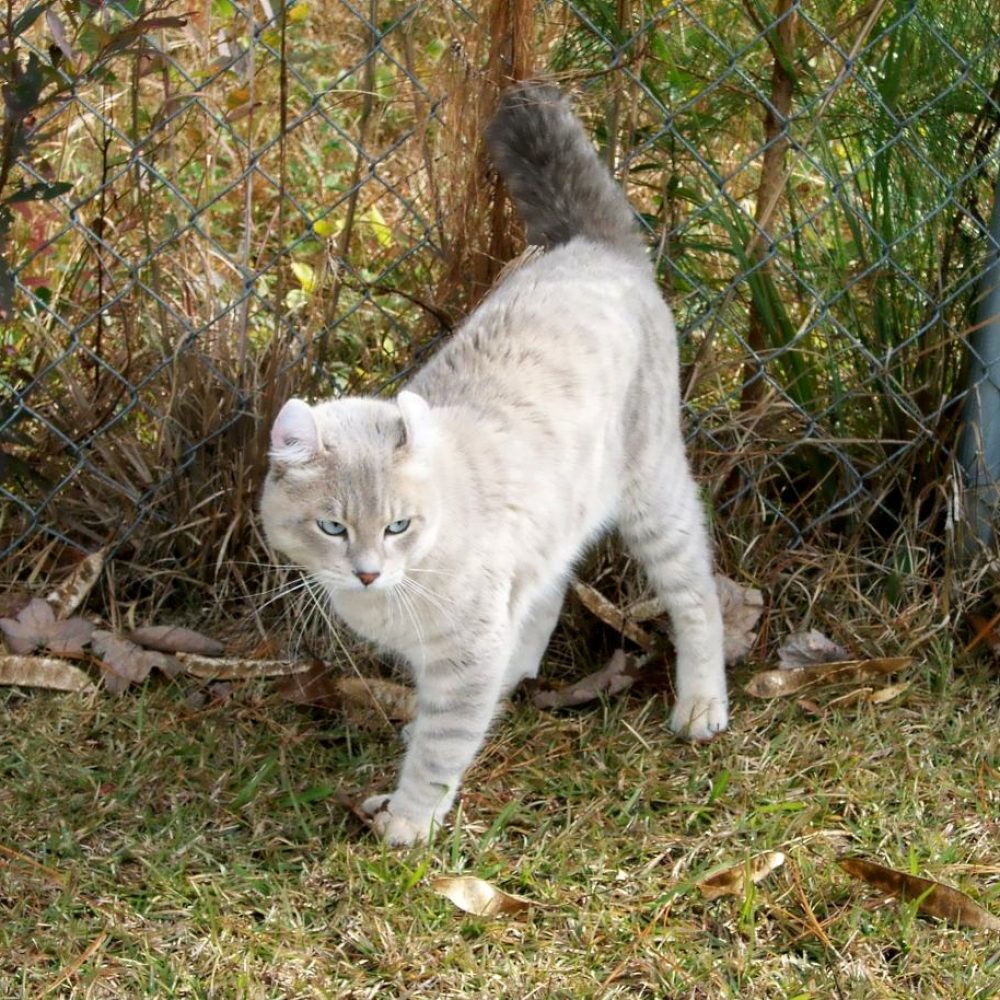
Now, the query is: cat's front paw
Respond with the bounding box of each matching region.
[360,794,435,847]
[670,695,728,742]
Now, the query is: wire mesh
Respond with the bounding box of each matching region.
[2,0,999,592]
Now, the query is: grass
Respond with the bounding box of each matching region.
[2,643,999,998]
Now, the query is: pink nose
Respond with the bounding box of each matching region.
[355,570,380,587]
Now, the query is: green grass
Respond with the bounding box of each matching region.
[2,650,999,998]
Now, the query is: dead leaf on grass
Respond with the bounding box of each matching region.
[128,625,225,656]
[716,574,765,664]
[336,676,416,722]
[799,681,911,715]
[623,574,763,665]
[839,857,1000,930]
[276,660,340,709]
[745,657,913,699]
[966,612,1000,659]
[0,654,97,693]
[431,875,537,917]
[571,580,655,650]
[532,649,643,710]
[177,653,312,680]
[277,664,417,724]
[0,598,94,655]
[90,630,179,693]
[45,547,107,619]
[698,851,786,900]
[778,629,849,669]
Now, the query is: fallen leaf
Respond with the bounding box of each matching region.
[178,653,312,680]
[797,680,912,714]
[571,580,655,650]
[45,547,107,619]
[778,629,849,669]
[698,851,786,900]
[277,664,417,725]
[0,654,97,693]
[336,788,375,826]
[431,875,536,917]
[128,625,225,656]
[867,681,910,704]
[966,612,1000,658]
[839,857,1000,930]
[276,660,341,709]
[336,676,416,722]
[716,574,765,665]
[90,630,178,693]
[0,591,31,618]
[824,687,873,710]
[533,649,643,710]
[745,657,913,698]
[622,574,763,665]
[0,598,94,655]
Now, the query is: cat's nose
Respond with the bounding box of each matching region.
[355,570,380,587]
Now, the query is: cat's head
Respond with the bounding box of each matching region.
[260,391,440,593]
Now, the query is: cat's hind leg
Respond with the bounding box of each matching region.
[502,578,568,693]
[619,454,728,740]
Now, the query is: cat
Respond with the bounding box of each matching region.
[260,82,728,846]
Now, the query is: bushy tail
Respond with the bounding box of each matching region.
[485,82,646,262]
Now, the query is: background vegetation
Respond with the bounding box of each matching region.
[2,0,998,641]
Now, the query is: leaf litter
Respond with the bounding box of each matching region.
[431,875,538,917]
[778,628,849,668]
[0,598,94,655]
[532,649,644,710]
[745,657,914,699]
[0,654,97,693]
[697,851,786,900]
[839,857,1000,931]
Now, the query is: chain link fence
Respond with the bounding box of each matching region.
[2,0,999,604]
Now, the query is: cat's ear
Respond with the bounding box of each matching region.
[397,391,434,451]
[270,398,321,464]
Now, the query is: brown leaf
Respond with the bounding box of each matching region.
[178,653,312,680]
[778,629,849,669]
[45,547,107,619]
[90,630,177,693]
[276,660,340,709]
[0,598,94,655]
[966,612,1000,659]
[698,851,786,900]
[622,575,763,664]
[336,676,417,722]
[533,649,642,710]
[276,666,417,725]
[0,591,31,619]
[716,574,764,665]
[127,625,225,656]
[0,654,97,693]
[745,657,914,699]
[430,875,537,917]
[839,857,1000,930]
[571,580,655,650]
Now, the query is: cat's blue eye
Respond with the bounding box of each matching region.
[317,520,347,537]
[385,518,411,535]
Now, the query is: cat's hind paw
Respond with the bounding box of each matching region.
[360,794,435,847]
[670,695,728,742]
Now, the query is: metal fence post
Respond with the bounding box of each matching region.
[958,169,1000,555]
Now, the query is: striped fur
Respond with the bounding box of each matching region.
[260,83,727,846]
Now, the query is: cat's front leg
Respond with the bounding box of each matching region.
[360,643,505,846]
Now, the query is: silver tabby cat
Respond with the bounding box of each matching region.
[260,83,727,846]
